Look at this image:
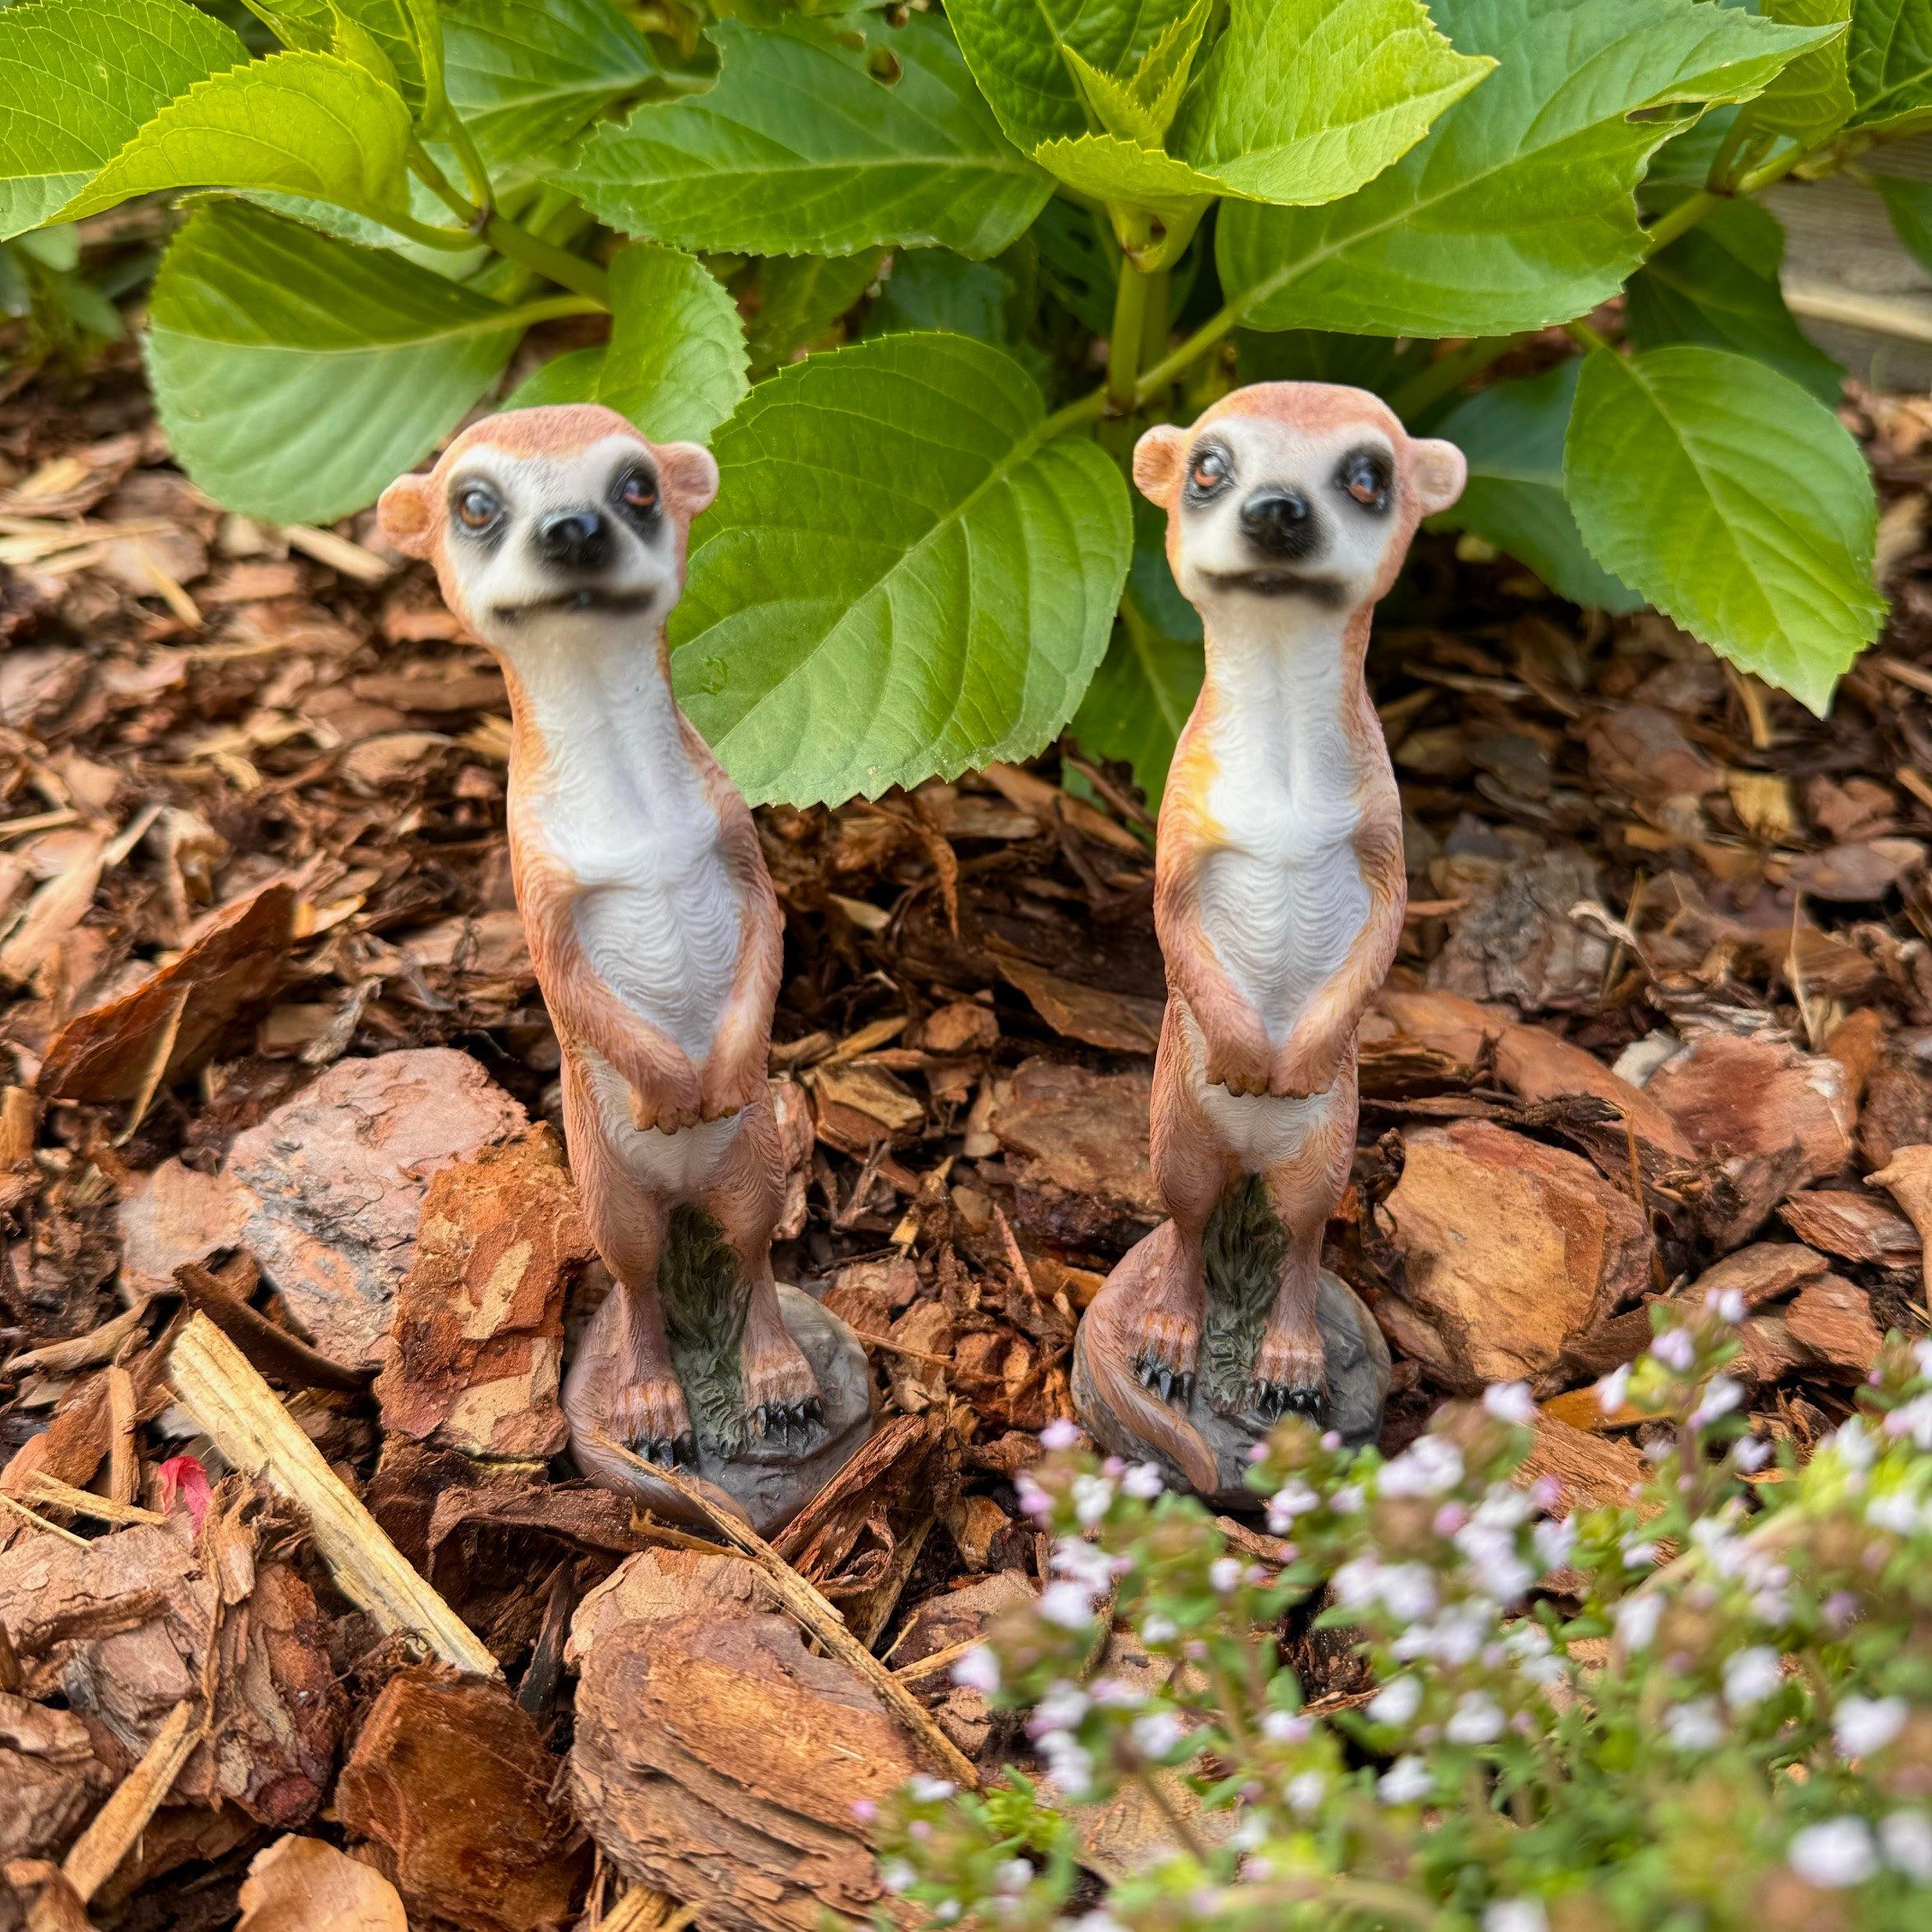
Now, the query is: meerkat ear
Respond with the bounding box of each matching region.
[656,441,720,518]
[377,474,435,557]
[1132,423,1186,503]
[1409,437,1467,517]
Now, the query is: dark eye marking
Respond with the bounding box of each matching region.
[451,479,504,538]
[1336,446,1393,513]
[1184,442,1232,506]
[612,461,661,533]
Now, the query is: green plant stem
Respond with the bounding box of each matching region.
[1641,188,1716,258]
[1133,300,1240,407]
[1566,317,1612,354]
[411,141,612,306]
[1108,253,1155,413]
[442,114,497,225]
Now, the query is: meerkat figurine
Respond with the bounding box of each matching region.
[380,406,869,1526]
[1072,382,1464,1496]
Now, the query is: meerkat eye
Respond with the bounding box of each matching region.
[1338,448,1392,512]
[454,483,501,532]
[1187,446,1229,497]
[615,465,659,518]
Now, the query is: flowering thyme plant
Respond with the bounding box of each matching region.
[880,1305,1932,1931]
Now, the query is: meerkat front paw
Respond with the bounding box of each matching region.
[741,1336,822,1447]
[1247,1328,1327,1425]
[611,1373,696,1467]
[1132,1308,1201,1407]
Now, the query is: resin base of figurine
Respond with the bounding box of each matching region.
[1072,1221,1390,1506]
[565,1283,875,1537]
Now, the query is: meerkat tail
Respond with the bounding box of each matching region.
[1075,1294,1221,1495]
[657,1203,752,1450]
[1200,1173,1290,1410]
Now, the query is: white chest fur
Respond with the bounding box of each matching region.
[513,639,744,1064]
[1192,612,1372,1045]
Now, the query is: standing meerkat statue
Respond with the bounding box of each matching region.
[1072,382,1465,1498]
[380,406,871,1531]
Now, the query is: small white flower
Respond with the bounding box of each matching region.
[1065,1916,1126,1932]
[1121,1461,1164,1499]
[1379,1561,1441,1622]
[1208,1556,1242,1595]
[880,1859,917,1893]
[1367,1675,1423,1726]
[1484,1902,1549,1932]
[1380,1436,1465,1497]
[1835,1694,1909,1760]
[1723,1646,1781,1711]
[1037,1728,1094,1798]
[1070,1474,1115,1528]
[1880,1810,1932,1881]
[1140,1612,1178,1644]
[908,1775,955,1801]
[1690,1375,1743,1428]
[1040,1418,1080,1450]
[1788,1817,1877,1889]
[1130,1710,1185,1759]
[1455,1522,1533,1602]
[1038,1582,1095,1629]
[1034,1681,1090,1731]
[1267,1479,1319,1532]
[1652,1329,1696,1373]
[1663,1697,1725,1753]
[1286,1769,1326,1815]
[952,1645,1001,1694]
[1447,1692,1505,1744]
[1261,1708,1310,1744]
[1615,1591,1664,1652]
[993,1859,1033,1895]
[1532,1517,1577,1574]
[1621,1536,1660,1569]
[1483,1382,1536,1426]
[1865,1487,1926,1536]
[1733,1437,1772,1474]
[1596,1365,1632,1413]
[1377,1754,1433,1804]
[1089,1677,1140,1708]
[1705,1285,1746,1325]
[1330,1482,1365,1513]
[1831,1417,1877,1471]
[1017,1475,1053,1521]
[1052,1535,1117,1589]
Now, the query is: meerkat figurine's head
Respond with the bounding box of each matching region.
[1133,383,1465,621]
[377,404,720,656]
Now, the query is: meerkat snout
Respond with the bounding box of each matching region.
[1237,486,1320,564]
[533,507,615,574]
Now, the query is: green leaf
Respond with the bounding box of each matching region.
[1875,169,1932,270]
[497,247,749,442]
[0,0,246,239]
[1848,0,1932,130]
[747,252,883,374]
[1734,0,1852,147]
[669,332,1132,805]
[1063,0,1212,148]
[56,51,416,229]
[970,0,1492,215]
[945,0,1201,152]
[867,250,1011,341]
[1070,496,1202,801]
[243,1,442,117]
[1565,345,1883,713]
[1219,0,1838,338]
[1626,197,1844,403]
[144,198,524,522]
[559,14,1049,260]
[1432,360,1643,612]
[442,0,658,169]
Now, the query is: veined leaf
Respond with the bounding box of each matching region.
[1626,197,1844,404]
[241,1,441,117]
[1431,360,1643,612]
[747,252,884,374]
[1734,0,1852,147]
[971,0,1492,215]
[1063,0,1213,148]
[1565,345,1883,714]
[501,246,747,443]
[1071,496,1203,802]
[670,333,1132,805]
[0,0,245,239]
[443,0,658,168]
[1219,0,1837,338]
[145,199,524,521]
[57,51,416,229]
[559,14,1049,260]
[946,0,1201,152]
[1848,0,1932,131]
[866,251,1011,342]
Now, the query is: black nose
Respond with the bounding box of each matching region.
[1238,488,1320,562]
[534,509,612,572]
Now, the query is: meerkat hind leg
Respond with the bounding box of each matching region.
[1246,1171,1329,1424]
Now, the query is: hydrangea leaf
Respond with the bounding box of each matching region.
[1219,0,1838,338]
[144,199,522,522]
[558,14,1048,260]
[56,51,416,229]
[0,0,245,239]
[1847,0,1932,131]
[1734,0,1852,147]
[1565,345,1884,715]
[670,333,1132,805]
[1431,360,1643,613]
